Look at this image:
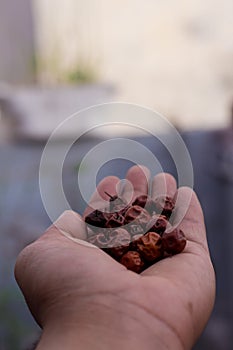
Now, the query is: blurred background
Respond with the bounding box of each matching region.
[0,0,233,349]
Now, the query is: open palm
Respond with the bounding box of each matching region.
[15,166,215,350]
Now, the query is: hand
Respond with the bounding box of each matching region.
[15,165,215,350]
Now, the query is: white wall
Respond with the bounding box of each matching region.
[0,0,35,84]
[33,0,233,129]
[33,0,101,83]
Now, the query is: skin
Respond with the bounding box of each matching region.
[15,165,215,350]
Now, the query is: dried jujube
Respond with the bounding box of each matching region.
[124,206,151,226]
[120,251,145,273]
[128,224,144,236]
[134,232,163,262]
[162,229,186,255]
[105,191,126,213]
[85,209,109,228]
[85,192,186,274]
[105,228,131,260]
[105,212,125,228]
[146,214,168,235]
[132,195,156,213]
[154,195,175,218]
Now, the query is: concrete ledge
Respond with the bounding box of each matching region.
[0,83,115,141]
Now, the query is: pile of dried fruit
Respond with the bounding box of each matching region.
[85,193,186,273]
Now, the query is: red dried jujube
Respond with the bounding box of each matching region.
[85,193,186,273]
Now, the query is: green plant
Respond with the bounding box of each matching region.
[67,64,97,84]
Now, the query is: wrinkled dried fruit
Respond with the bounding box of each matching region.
[146,214,168,235]
[106,212,125,228]
[128,224,144,236]
[105,192,127,212]
[134,232,163,262]
[85,189,186,274]
[85,209,109,228]
[132,195,156,213]
[113,204,130,217]
[162,229,186,254]
[120,251,145,273]
[105,228,131,260]
[154,196,175,218]
[124,205,151,226]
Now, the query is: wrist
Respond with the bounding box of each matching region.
[37,320,183,350]
[35,295,184,350]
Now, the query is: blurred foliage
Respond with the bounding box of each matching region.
[67,63,97,84]
[35,47,97,85]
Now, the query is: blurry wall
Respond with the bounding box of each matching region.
[33,0,101,84]
[0,0,232,130]
[33,0,233,129]
[0,0,35,84]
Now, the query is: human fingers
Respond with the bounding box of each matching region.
[142,187,212,277]
[152,172,177,199]
[83,176,120,217]
[172,187,209,250]
[122,165,150,203]
[141,188,215,345]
